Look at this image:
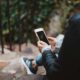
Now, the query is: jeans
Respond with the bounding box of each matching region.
[35,48,59,66]
[35,53,43,66]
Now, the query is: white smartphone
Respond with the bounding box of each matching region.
[34,28,50,45]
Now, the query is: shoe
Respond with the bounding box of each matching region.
[21,57,37,74]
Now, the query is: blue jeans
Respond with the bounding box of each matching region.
[35,47,60,65]
[35,48,60,66]
[35,53,43,66]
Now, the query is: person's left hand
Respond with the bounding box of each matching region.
[48,37,57,51]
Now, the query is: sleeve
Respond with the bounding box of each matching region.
[42,50,60,78]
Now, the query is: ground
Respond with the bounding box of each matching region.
[0,42,46,80]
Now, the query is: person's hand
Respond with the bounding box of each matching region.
[48,37,57,51]
[37,41,48,52]
[37,37,57,52]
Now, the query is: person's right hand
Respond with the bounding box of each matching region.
[37,41,48,52]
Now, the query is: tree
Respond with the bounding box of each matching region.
[1,0,80,44]
[1,0,55,44]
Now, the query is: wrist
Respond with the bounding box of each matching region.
[41,45,51,53]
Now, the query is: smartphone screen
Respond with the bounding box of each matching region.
[37,31,49,45]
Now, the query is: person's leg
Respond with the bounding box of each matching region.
[21,53,43,74]
[35,53,43,66]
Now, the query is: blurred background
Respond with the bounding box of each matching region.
[0,0,80,50]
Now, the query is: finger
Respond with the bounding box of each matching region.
[39,41,46,45]
[48,37,56,41]
[48,37,57,43]
[38,41,46,45]
[37,41,45,52]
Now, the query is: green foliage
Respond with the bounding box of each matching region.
[1,0,79,44]
[1,0,55,44]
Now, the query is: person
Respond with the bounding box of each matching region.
[21,13,80,80]
[21,34,64,74]
[36,13,80,80]
[58,12,80,80]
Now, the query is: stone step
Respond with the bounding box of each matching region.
[0,73,14,80]
[18,75,47,80]
[0,72,47,80]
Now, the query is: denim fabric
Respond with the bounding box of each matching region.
[35,46,51,66]
[35,53,43,66]
[35,47,61,66]
[35,48,60,66]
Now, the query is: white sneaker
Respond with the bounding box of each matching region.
[21,57,37,74]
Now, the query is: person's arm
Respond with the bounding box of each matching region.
[37,37,60,79]
[42,50,60,77]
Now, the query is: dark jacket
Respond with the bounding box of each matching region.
[59,13,80,80]
[42,13,80,80]
[42,50,60,80]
